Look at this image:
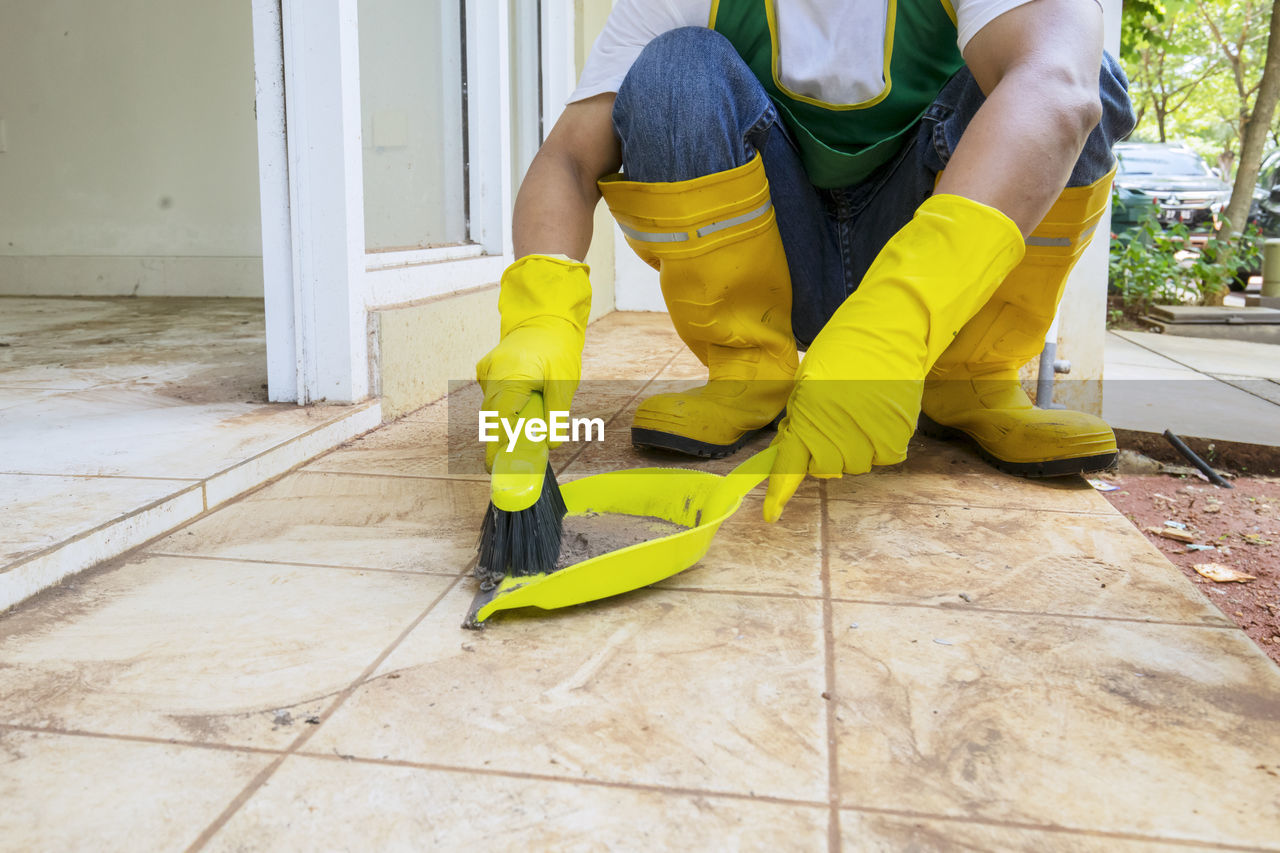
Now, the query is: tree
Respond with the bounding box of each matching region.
[1121,0,1280,226]
[1221,0,1280,233]
[1124,3,1221,145]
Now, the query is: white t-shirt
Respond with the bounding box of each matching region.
[570,0,1048,105]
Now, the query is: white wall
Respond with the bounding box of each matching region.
[0,0,263,297]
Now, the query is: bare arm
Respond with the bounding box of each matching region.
[512,93,623,260]
[935,0,1105,235]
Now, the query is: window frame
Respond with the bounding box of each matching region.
[361,0,577,308]
[254,0,579,403]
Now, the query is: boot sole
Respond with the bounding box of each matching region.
[631,412,784,460]
[917,413,1118,478]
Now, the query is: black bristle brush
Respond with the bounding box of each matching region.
[466,392,566,626]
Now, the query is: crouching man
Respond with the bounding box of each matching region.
[476,0,1136,521]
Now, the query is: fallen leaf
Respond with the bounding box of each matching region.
[1239,532,1274,546]
[1193,563,1256,583]
[1147,526,1196,543]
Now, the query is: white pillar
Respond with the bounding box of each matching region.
[253,0,369,404]
[1049,0,1122,416]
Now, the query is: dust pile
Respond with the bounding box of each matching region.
[555,511,688,570]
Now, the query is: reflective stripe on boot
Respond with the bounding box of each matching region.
[599,154,798,458]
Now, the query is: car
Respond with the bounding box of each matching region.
[1249,149,1280,235]
[1113,141,1231,230]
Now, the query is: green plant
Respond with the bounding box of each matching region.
[1108,198,1263,316]
[1196,222,1264,301]
[1109,203,1188,313]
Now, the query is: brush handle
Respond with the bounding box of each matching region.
[717,446,779,502]
[491,392,552,512]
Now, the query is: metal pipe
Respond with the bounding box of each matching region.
[1036,342,1058,409]
[1162,429,1233,489]
[1036,310,1068,409]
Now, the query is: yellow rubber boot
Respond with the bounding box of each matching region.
[919,169,1118,476]
[599,154,798,458]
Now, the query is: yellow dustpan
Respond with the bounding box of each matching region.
[464,446,777,627]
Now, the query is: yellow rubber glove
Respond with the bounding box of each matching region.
[476,255,592,470]
[763,194,1025,522]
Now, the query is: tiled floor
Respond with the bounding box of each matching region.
[0,297,380,612]
[1104,330,1280,445]
[2,312,1279,851]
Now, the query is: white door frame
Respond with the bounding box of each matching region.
[253,0,368,405]
[251,0,582,404]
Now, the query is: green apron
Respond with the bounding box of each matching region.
[710,0,964,188]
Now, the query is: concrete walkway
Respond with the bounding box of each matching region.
[1104,330,1280,446]
[2,313,1278,850]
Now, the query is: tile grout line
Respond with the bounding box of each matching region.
[654,584,1239,632]
[835,803,1279,853]
[0,719,828,815]
[10,538,1236,635]
[553,348,685,478]
[199,401,382,510]
[207,400,383,480]
[826,494,1119,517]
[825,596,1240,630]
[123,546,1244,632]
[144,550,469,579]
[0,471,203,483]
[1,401,381,614]
[820,480,842,852]
[298,469,490,483]
[7,719,1273,852]
[0,722,288,758]
[289,747,1280,853]
[294,749,833,811]
[0,481,206,574]
[0,402,377,484]
[183,573,466,852]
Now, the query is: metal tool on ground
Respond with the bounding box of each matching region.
[474,393,567,590]
[463,446,778,627]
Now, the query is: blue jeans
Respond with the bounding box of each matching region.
[612,27,1138,348]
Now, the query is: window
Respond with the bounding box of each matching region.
[510,0,544,191]
[251,0,582,400]
[356,1,576,304]
[358,0,467,252]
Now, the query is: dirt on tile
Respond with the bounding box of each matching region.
[555,511,689,570]
[1100,472,1280,666]
[0,296,267,403]
[153,366,268,405]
